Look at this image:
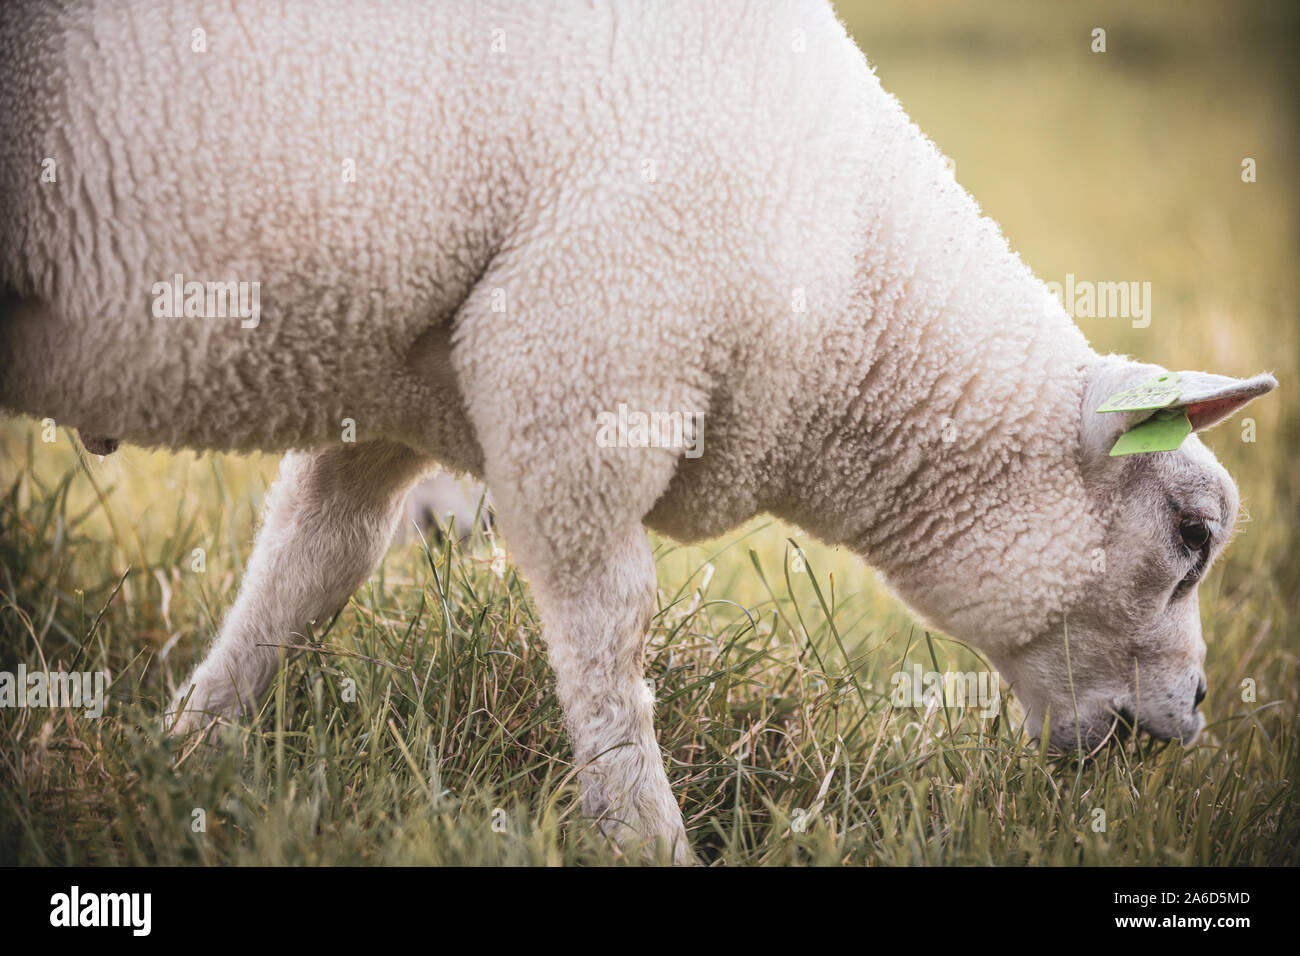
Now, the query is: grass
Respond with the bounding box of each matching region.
[2,444,1296,866]
[1,0,1297,865]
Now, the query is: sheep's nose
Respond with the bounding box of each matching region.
[1194,677,1207,709]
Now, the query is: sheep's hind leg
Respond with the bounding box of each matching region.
[166,440,432,735]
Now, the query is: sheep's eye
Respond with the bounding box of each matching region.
[1180,519,1210,552]
[1172,519,1212,600]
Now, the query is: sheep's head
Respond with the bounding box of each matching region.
[994,356,1276,753]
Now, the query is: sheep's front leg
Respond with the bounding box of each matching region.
[167,440,431,734]
[493,504,692,864]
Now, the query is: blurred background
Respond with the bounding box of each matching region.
[1,0,1296,864]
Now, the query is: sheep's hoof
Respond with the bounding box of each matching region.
[164,687,223,741]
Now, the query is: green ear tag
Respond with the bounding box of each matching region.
[1108,408,1192,456]
[1097,372,1182,413]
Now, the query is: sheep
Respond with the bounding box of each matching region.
[398,471,493,546]
[0,0,1276,863]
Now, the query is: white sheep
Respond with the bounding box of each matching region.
[0,0,1276,863]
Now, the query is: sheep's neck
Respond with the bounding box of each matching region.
[773,127,1096,645]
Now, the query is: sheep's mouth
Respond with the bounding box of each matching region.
[1051,709,1159,758]
[79,433,119,456]
[1107,707,1176,746]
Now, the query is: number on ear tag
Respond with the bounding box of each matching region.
[1097,372,1182,413]
[1108,408,1192,456]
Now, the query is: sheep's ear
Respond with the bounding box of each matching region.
[1082,357,1277,459]
[1173,370,1278,431]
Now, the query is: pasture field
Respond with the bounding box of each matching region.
[1,0,1296,865]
